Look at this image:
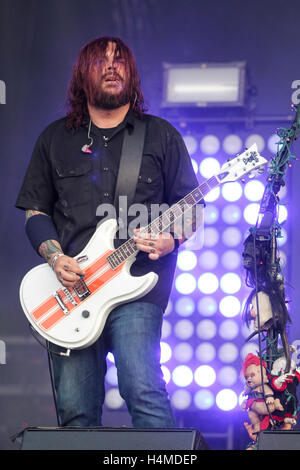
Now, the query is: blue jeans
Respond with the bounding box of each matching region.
[50,301,176,428]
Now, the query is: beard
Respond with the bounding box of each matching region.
[89,74,131,110]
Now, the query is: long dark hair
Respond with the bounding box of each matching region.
[65,36,147,130]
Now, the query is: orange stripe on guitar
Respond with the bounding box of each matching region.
[31,297,57,321]
[40,262,124,332]
[30,250,112,322]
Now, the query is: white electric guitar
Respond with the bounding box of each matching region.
[20,144,268,350]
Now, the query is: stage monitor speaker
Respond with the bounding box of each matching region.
[258,430,300,450]
[19,427,210,450]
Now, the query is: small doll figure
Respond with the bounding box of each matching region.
[270,353,300,430]
[241,353,283,434]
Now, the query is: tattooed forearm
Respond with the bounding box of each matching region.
[25,209,48,221]
[38,239,63,264]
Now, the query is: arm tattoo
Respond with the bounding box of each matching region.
[25,209,48,222]
[38,239,63,263]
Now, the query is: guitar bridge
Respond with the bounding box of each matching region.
[73,278,90,300]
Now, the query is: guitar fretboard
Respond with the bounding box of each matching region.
[106,175,219,269]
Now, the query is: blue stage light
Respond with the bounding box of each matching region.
[160,341,172,363]
[222,182,243,202]
[177,250,198,271]
[172,365,194,387]
[221,204,242,224]
[173,342,194,362]
[171,389,192,410]
[194,365,216,387]
[218,366,238,386]
[221,250,241,270]
[175,273,197,294]
[194,390,215,410]
[243,202,260,224]
[220,273,241,294]
[219,319,239,339]
[200,135,220,155]
[222,134,242,155]
[197,296,218,316]
[244,179,265,201]
[218,342,239,363]
[203,227,219,247]
[195,342,216,362]
[174,319,195,340]
[198,250,219,270]
[196,319,217,340]
[198,272,219,294]
[219,295,241,318]
[199,157,220,178]
[216,389,238,411]
[222,227,242,247]
[204,204,219,225]
[161,365,171,384]
[175,296,195,317]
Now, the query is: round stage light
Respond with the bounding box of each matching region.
[161,365,171,384]
[219,295,241,318]
[172,365,194,387]
[175,273,197,294]
[194,390,215,410]
[222,182,243,202]
[200,135,220,155]
[198,272,219,294]
[220,273,241,294]
[222,227,242,247]
[278,204,288,224]
[216,389,238,411]
[199,157,221,179]
[161,319,172,339]
[165,300,173,316]
[268,133,281,153]
[174,319,194,340]
[277,227,287,246]
[197,296,218,317]
[106,366,118,386]
[219,319,239,339]
[222,134,243,155]
[194,365,216,387]
[198,250,219,270]
[196,319,217,340]
[171,389,192,410]
[218,366,238,387]
[244,179,265,202]
[218,342,239,363]
[243,203,260,225]
[173,342,194,362]
[177,250,198,271]
[221,204,242,224]
[240,342,259,360]
[221,250,241,270]
[195,342,216,362]
[191,158,198,174]
[175,296,195,317]
[245,134,265,153]
[105,388,124,409]
[203,227,219,247]
[204,186,220,203]
[160,341,172,363]
[204,204,219,225]
[183,135,198,155]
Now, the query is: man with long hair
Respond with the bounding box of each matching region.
[16,36,202,428]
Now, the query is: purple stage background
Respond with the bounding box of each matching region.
[0,0,300,450]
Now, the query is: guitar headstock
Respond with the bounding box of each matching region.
[216,144,268,184]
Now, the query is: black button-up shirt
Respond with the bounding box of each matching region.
[16,110,200,310]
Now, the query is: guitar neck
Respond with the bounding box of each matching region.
[106,175,219,269]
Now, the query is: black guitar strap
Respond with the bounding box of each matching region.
[114,117,146,231]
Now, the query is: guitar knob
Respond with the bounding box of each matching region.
[82,310,90,318]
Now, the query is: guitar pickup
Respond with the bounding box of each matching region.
[73,278,90,300]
